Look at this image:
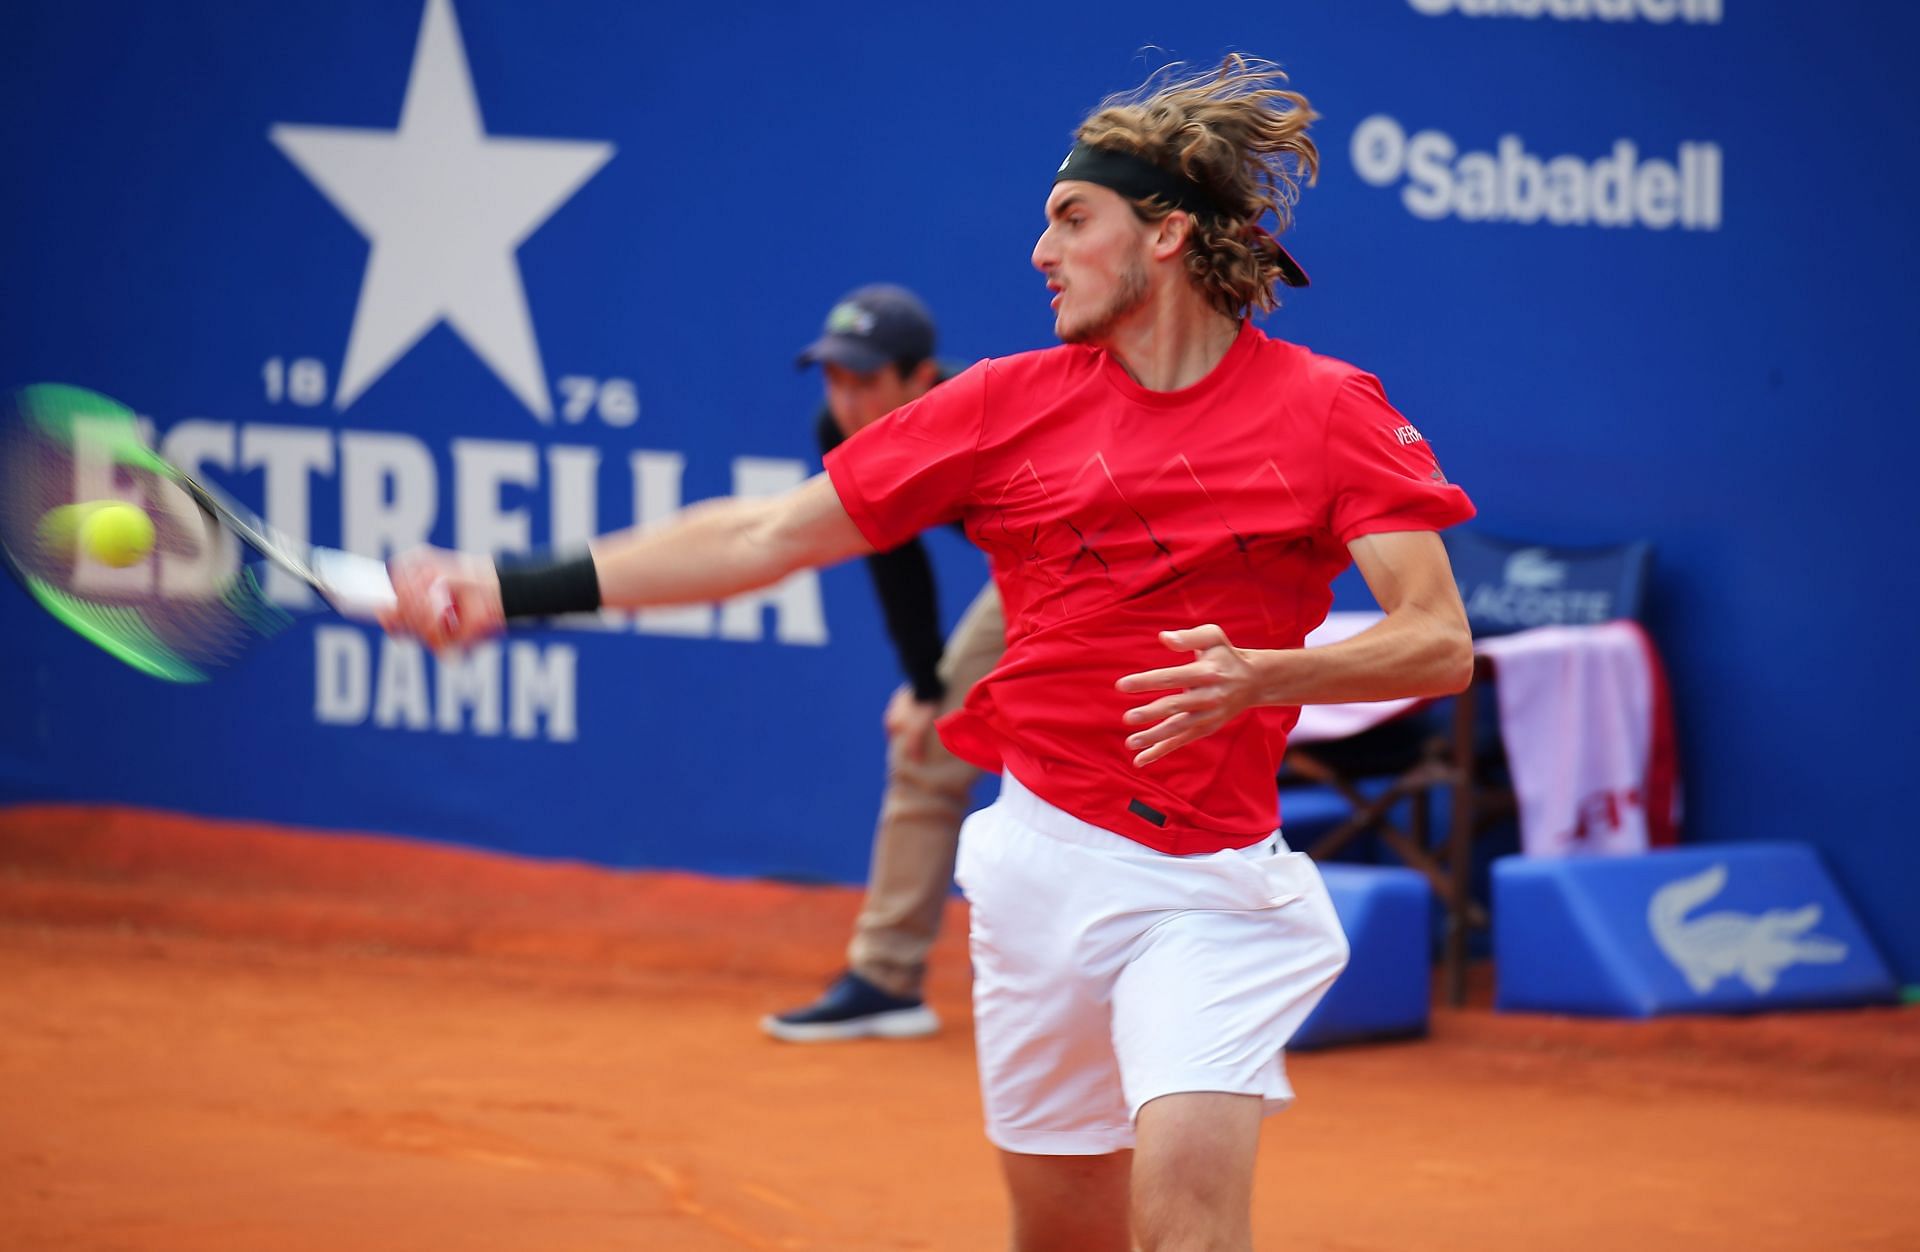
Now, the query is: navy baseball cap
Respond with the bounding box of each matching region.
[795,284,937,373]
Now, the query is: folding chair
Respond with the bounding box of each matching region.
[1285,531,1653,1005]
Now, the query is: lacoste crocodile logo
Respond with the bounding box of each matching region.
[1648,864,1848,995]
[1503,548,1568,590]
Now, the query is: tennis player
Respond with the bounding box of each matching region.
[385,55,1476,1252]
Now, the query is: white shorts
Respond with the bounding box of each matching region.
[955,772,1350,1156]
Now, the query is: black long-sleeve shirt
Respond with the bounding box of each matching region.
[815,407,955,703]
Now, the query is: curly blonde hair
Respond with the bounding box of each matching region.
[1075,55,1319,318]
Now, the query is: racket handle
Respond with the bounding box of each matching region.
[426,577,458,639]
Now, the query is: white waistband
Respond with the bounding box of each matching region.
[997,770,1283,857]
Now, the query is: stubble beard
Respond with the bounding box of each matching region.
[1057,257,1150,345]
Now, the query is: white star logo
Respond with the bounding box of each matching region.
[270,0,613,420]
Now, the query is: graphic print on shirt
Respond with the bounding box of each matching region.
[976,447,1315,633]
[1209,459,1318,637]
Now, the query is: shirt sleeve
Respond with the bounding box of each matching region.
[1323,372,1476,545]
[824,360,987,553]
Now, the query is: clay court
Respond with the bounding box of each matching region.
[3,806,1915,1252]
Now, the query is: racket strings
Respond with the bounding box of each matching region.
[21,574,205,683]
[2,385,295,681]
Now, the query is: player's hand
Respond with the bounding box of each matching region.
[1116,624,1266,767]
[884,684,942,761]
[381,547,505,652]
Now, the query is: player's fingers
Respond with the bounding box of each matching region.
[426,578,459,639]
[1126,710,1211,753]
[384,582,423,639]
[400,578,454,645]
[1132,732,1191,767]
[1159,623,1226,652]
[446,584,498,648]
[386,557,443,628]
[1124,716,1180,751]
[1132,719,1216,767]
[412,601,447,651]
[1115,661,1207,694]
[1122,689,1214,726]
[386,546,441,590]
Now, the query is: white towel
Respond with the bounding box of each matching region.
[1477,620,1681,856]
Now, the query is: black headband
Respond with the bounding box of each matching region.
[1053,142,1223,218]
[1052,141,1310,288]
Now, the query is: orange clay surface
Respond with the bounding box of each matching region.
[2,805,1916,1252]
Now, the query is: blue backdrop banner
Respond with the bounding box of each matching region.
[3,1,1915,980]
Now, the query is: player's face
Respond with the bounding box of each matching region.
[823,362,918,438]
[1033,182,1152,344]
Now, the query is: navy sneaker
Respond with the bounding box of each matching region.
[760,971,940,1043]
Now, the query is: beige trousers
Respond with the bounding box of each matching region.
[847,583,1005,998]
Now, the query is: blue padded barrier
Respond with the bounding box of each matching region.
[1494,844,1897,1018]
[1292,864,1432,1050]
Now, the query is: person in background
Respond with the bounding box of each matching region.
[764,285,1002,1043]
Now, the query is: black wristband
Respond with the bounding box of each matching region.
[496,552,602,619]
[910,675,947,704]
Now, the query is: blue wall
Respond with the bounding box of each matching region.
[4,1,1916,979]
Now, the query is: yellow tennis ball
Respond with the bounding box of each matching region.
[78,502,156,568]
[35,501,109,560]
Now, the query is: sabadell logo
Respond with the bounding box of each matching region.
[1350,115,1722,230]
[1407,0,1722,21]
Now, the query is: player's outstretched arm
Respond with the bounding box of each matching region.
[1116,530,1473,766]
[591,473,874,609]
[383,473,874,650]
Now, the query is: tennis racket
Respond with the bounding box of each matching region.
[1,383,413,682]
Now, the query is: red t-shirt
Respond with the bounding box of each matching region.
[825,320,1475,853]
